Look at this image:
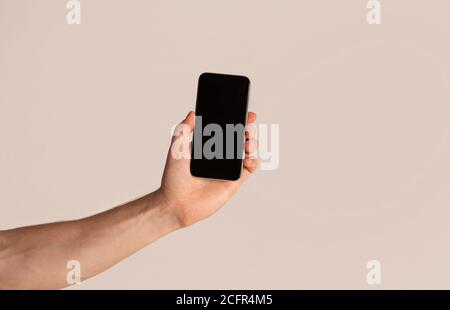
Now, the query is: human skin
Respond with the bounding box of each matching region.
[0,111,259,289]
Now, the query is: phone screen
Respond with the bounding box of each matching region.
[190,72,250,180]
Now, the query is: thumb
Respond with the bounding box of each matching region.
[181,111,195,131]
[168,112,195,161]
[171,111,195,143]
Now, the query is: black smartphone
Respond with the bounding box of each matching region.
[190,72,250,181]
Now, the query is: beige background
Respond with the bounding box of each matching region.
[1,0,450,289]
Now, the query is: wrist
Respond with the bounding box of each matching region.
[148,189,184,231]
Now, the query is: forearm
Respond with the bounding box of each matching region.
[0,190,180,289]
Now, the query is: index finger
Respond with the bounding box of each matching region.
[247,112,257,124]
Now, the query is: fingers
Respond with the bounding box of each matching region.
[245,111,257,157]
[242,111,259,179]
[247,112,257,124]
[246,124,256,139]
[181,111,195,131]
[171,111,195,146]
[238,157,259,185]
[246,112,257,140]
[245,138,258,156]
[172,110,260,180]
[243,158,259,174]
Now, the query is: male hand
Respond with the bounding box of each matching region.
[158,111,259,227]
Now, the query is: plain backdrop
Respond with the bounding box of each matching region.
[1,0,450,289]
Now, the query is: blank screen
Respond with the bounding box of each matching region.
[190,73,250,180]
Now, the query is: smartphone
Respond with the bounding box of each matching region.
[190,72,250,181]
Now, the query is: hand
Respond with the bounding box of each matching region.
[158,111,259,227]
[0,111,258,289]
